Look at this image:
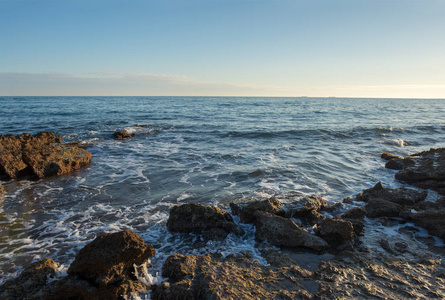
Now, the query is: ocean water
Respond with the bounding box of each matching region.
[1,96,445,284]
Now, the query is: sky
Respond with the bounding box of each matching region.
[1,0,445,98]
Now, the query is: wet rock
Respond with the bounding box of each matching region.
[366,198,403,218]
[153,253,313,300]
[0,186,3,198]
[0,132,91,180]
[0,258,58,300]
[381,152,401,161]
[357,182,427,206]
[46,276,147,300]
[314,250,445,299]
[254,211,329,251]
[385,148,445,195]
[230,197,282,223]
[280,195,327,225]
[68,230,155,286]
[409,210,445,240]
[314,217,355,246]
[113,130,135,139]
[341,207,366,235]
[167,203,244,238]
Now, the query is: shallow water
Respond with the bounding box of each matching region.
[1,96,445,283]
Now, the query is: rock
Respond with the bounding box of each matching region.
[280,195,327,225]
[254,211,329,251]
[314,218,355,246]
[357,182,427,206]
[113,130,135,139]
[167,203,244,238]
[409,210,445,240]
[381,152,401,161]
[0,132,91,180]
[385,148,445,195]
[0,258,58,300]
[0,186,3,199]
[46,276,147,300]
[366,199,403,218]
[341,207,366,235]
[153,253,313,300]
[230,197,282,223]
[68,230,155,286]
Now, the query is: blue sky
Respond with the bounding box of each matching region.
[1,0,445,97]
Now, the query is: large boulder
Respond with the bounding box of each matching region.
[254,211,328,251]
[384,148,445,195]
[0,258,58,300]
[167,203,244,238]
[0,132,91,180]
[68,230,155,286]
[230,197,282,223]
[341,207,366,235]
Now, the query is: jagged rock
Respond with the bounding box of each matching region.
[357,182,427,206]
[153,253,313,300]
[280,195,327,225]
[384,148,445,195]
[381,152,401,161]
[0,132,91,180]
[409,210,445,240]
[0,258,58,300]
[113,130,135,139]
[0,186,3,199]
[68,230,155,286]
[314,217,355,246]
[341,207,366,235]
[366,199,403,218]
[167,203,244,238]
[254,211,328,251]
[230,197,282,223]
[46,276,147,300]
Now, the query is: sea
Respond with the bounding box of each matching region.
[1,96,445,286]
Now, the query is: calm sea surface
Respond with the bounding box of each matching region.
[1,97,445,283]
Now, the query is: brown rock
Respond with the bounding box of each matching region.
[381,152,401,161]
[153,253,313,300]
[167,203,244,237]
[280,195,328,225]
[341,207,366,235]
[230,197,282,223]
[68,230,155,286]
[254,211,328,251]
[113,130,135,139]
[384,148,445,195]
[357,182,427,206]
[314,218,355,245]
[0,132,91,180]
[366,199,403,218]
[409,210,445,240]
[0,258,58,300]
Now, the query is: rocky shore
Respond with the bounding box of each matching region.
[1,146,445,299]
[0,132,91,180]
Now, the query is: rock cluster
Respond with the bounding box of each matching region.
[0,230,156,300]
[0,132,91,180]
[383,148,445,195]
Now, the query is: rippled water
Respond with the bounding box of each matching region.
[1,96,445,283]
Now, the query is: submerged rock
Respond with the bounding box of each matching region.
[113,130,135,139]
[384,148,445,195]
[0,258,58,300]
[0,132,91,180]
[254,211,328,251]
[167,203,244,238]
[68,230,155,286]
